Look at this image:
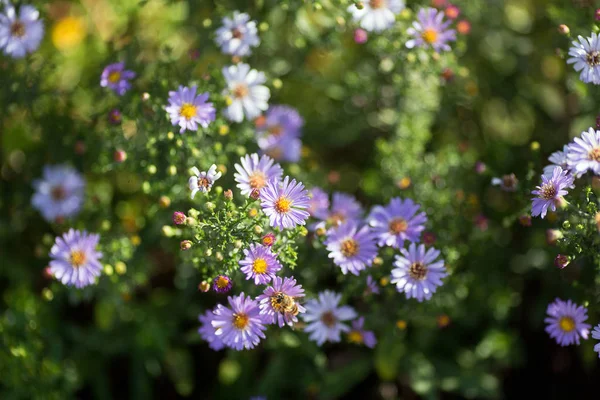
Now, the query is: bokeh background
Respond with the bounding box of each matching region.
[2,0,600,399]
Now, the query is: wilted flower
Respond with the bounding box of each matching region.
[234,153,283,197]
[391,243,447,302]
[222,63,270,122]
[198,310,225,351]
[215,11,259,57]
[32,164,85,223]
[260,176,310,230]
[257,276,306,327]
[212,293,267,350]
[531,167,574,219]
[567,33,600,85]
[212,275,233,293]
[491,173,518,191]
[188,164,222,199]
[239,244,283,285]
[0,4,44,58]
[347,0,405,33]
[302,291,357,345]
[554,254,570,269]
[325,222,378,276]
[49,229,103,288]
[545,298,590,346]
[100,62,135,96]
[166,85,216,133]
[368,197,427,249]
[406,7,456,52]
[347,317,377,348]
[566,127,600,175]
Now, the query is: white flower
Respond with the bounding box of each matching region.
[0,4,44,58]
[567,33,600,85]
[188,164,222,199]
[347,0,405,33]
[222,63,270,123]
[215,11,260,57]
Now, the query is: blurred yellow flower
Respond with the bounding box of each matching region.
[52,16,86,50]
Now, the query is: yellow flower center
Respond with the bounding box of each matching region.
[252,258,268,274]
[233,84,249,99]
[341,239,360,257]
[11,21,26,38]
[348,330,364,344]
[589,146,600,162]
[249,172,267,189]
[70,250,87,268]
[389,218,408,234]
[179,103,197,120]
[370,0,386,9]
[321,311,337,327]
[559,316,575,332]
[197,177,211,189]
[108,71,121,84]
[540,183,557,200]
[232,313,249,329]
[216,276,230,289]
[275,197,292,213]
[422,28,438,44]
[327,212,345,226]
[408,262,428,281]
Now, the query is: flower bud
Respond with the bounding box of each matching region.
[254,225,263,235]
[457,20,471,35]
[224,189,233,201]
[316,226,326,236]
[554,254,570,269]
[198,281,210,292]
[558,24,570,35]
[445,5,460,19]
[115,261,127,275]
[205,202,216,211]
[234,240,243,249]
[474,161,486,174]
[180,240,193,251]
[215,252,224,261]
[262,233,275,247]
[205,248,212,257]
[114,149,127,163]
[596,9,600,21]
[396,320,407,330]
[355,2,364,10]
[422,231,436,245]
[518,215,532,227]
[185,216,197,226]
[250,189,261,200]
[188,208,200,218]
[248,208,258,218]
[74,140,86,155]
[173,211,186,225]
[159,196,171,208]
[437,314,451,328]
[108,109,122,125]
[373,256,383,266]
[354,28,367,44]
[546,229,563,245]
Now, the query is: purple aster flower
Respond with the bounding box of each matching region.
[198,310,226,351]
[307,187,330,220]
[325,222,378,276]
[256,105,304,140]
[302,290,357,345]
[100,62,135,96]
[566,127,600,176]
[211,293,267,350]
[165,85,216,133]
[491,173,519,191]
[318,192,363,227]
[258,135,302,163]
[406,7,456,52]
[567,33,600,85]
[592,324,600,358]
[531,167,574,219]
[222,63,270,122]
[0,4,44,58]
[49,229,103,288]
[212,275,233,293]
[233,153,283,197]
[391,243,447,302]
[347,317,377,348]
[365,275,380,295]
[108,109,122,125]
[239,244,283,285]
[215,11,260,57]
[188,164,222,199]
[260,176,310,230]
[368,197,427,249]
[257,276,306,327]
[32,164,85,223]
[347,0,405,33]
[544,298,590,346]
[543,145,570,177]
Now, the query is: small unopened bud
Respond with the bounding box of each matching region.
[474,161,486,174]
[354,28,367,44]
[198,281,210,292]
[373,257,383,266]
[355,2,364,10]
[558,24,570,35]
[596,9,600,21]
[205,202,216,211]
[422,232,436,245]
[248,208,258,218]
[254,225,263,235]
[555,254,570,269]
[437,314,451,328]
[316,226,326,236]
[396,320,407,330]
[441,68,454,82]
[299,227,308,236]
[250,189,260,200]
[142,92,150,101]
[204,248,212,257]
[115,261,127,275]
[173,211,186,225]
[379,277,389,286]
[108,109,122,125]
[215,252,223,261]
[180,240,193,251]
[185,216,197,226]
[234,240,243,249]
[262,233,275,247]
[518,215,532,227]
[224,189,233,201]
[159,196,171,208]
[445,4,460,19]
[114,149,127,163]
[457,20,471,35]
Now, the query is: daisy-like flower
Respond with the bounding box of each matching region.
[365,275,380,295]
[368,197,427,249]
[302,291,357,345]
[212,275,233,293]
[260,176,310,230]
[0,4,44,58]
[198,310,225,351]
[212,293,267,350]
[222,63,270,123]
[391,243,447,302]
[215,11,259,57]
[347,317,377,348]
[257,276,306,327]
[256,105,304,141]
[307,187,330,220]
[49,229,103,288]
[188,164,222,199]
[32,164,85,223]
[100,62,135,96]
[347,0,405,33]
[239,244,283,285]
[165,85,216,133]
[406,7,456,52]
[325,222,378,276]
[531,167,574,219]
[258,135,302,163]
[233,153,283,197]
[566,127,600,176]
[543,145,570,177]
[592,324,600,358]
[491,173,519,192]
[544,298,590,346]
[318,192,363,227]
[567,33,600,85]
